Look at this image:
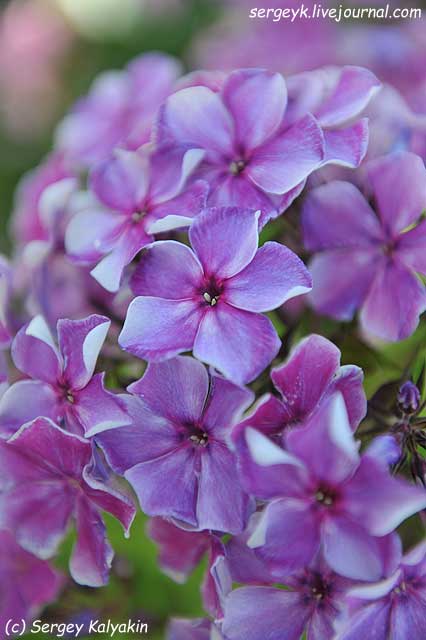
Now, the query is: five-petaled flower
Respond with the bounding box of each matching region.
[119,206,312,384]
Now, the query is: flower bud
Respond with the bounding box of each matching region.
[397,381,421,415]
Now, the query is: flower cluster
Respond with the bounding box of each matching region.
[2,47,426,640]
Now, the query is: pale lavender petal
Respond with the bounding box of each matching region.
[225,242,311,312]
[286,393,359,486]
[271,334,341,423]
[398,219,426,274]
[322,119,369,168]
[322,516,387,581]
[0,380,59,437]
[70,496,113,587]
[202,372,254,439]
[167,618,211,640]
[392,595,426,640]
[194,303,280,384]
[89,149,149,213]
[343,456,426,536]
[223,587,308,640]
[119,297,202,361]
[157,86,234,159]
[308,250,380,321]
[128,356,209,425]
[125,447,198,526]
[249,500,320,578]
[248,114,324,194]
[335,601,390,640]
[58,314,110,389]
[90,223,152,292]
[302,181,382,251]
[149,180,208,229]
[360,260,426,341]
[96,395,181,474]
[368,151,426,235]
[130,241,203,299]
[65,206,126,263]
[73,373,130,437]
[148,148,205,203]
[197,442,250,534]
[12,316,61,384]
[315,66,381,127]
[189,207,259,279]
[222,69,287,151]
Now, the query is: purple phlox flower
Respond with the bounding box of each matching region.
[147,517,230,620]
[233,333,366,461]
[55,53,182,167]
[285,65,381,168]
[302,151,426,341]
[335,541,426,640]
[96,356,254,534]
[11,152,74,247]
[65,146,208,292]
[167,618,223,640]
[156,68,326,224]
[0,529,63,631]
[0,417,136,586]
[0,313,130,438]
[222,554,354,640]
[240,392,426,581]
[119,206,312,384]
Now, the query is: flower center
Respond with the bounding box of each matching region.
[131,210,146,224]
[229,159,246,175]
[315,489,334,506]
[189,432,209,447]
[203,292,218,306]
[66,391,75,404]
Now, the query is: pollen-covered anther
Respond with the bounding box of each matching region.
[131,210,146,223]
[189,433,209,447]
[229,160,246,175]
[66,391,75,404]
[316,490,333,506]
[203,292,218,306]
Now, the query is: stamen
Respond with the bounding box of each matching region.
[229,160,245,175]
[66,391,75,404]
[131,210,145,223]
[316,490,333,506]
[189,433,209,447]
[203,292,218,306]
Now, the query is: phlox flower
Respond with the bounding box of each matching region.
[0,417,135,586]
[303,151,426,341]
[0,529,63,630]
[156,68,326,223]
[240,393,426,581]
[0,314,129,437]
[55,52,182,167]
[65,147,207,292]
[119,206,312,384]
[336,542,426,640]
[96,356,254,534]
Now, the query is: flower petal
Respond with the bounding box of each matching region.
[322,119,369,168]
[308,250,379,321]
[360,259,426,341]
[70,496,113,587]
[12,316,61,384]
[73,373,131,437]
[0,380,60,438]
[128,356,209,425]
[223,587,309,640]
[368,151,426,236]
[157,86,234,159]
[189,207,260,279]
[119,297,202,361]
[130,241,203,299]
[58,314,110,389]
[125,447,198,526]
[194,303,280,384]
[226,242,311,312]
[248,114,324,195]
[302,181,382,251]
[222,69,287,151]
